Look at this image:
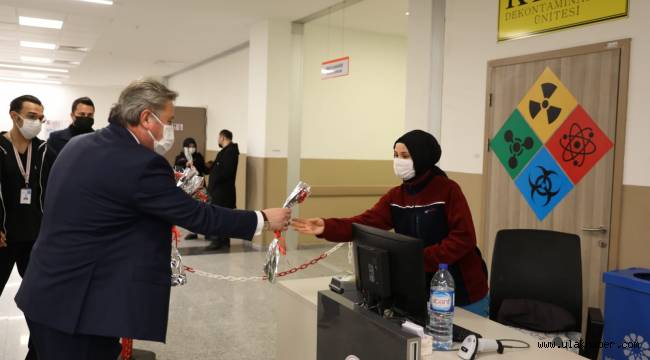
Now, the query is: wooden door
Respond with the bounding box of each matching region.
[165,106,207,166]
[482,40,630,329]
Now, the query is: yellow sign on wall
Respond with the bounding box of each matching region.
[498,0,628,41]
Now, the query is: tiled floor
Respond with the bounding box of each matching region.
[0,233,353,360]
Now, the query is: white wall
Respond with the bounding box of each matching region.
[300,24,407,160]
[246,20,293,158]
[0,80,121,138]
[440,0,650,187]
[405,0,444,137]
[168,47,250,153]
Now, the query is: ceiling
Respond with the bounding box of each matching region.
[0,0,407,87]
[0,0,348,86]
[310,0,408,37]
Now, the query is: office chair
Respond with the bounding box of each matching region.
[489,229,603,360]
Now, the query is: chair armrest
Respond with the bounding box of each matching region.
[580,307,604,360]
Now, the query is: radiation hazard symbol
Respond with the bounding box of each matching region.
[517,67,578,142]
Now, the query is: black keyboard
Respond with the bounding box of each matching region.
[453,324,482,342]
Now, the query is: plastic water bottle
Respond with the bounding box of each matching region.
[427,263,455,350]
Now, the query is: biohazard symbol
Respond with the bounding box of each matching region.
[529,83,562,125]
[528,166,560,206]
[504,130,534,169]
[560,123,597,167]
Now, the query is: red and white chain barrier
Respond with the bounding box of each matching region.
[184,242,346,282]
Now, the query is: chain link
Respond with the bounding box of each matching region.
[183,243,346,283]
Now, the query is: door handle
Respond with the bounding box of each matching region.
[580,226,608,233]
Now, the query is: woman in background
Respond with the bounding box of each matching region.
[175,137,208,240]
[174,137,208,175]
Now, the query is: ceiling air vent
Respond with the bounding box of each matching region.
[53,60,80,66]
[58,45,89,53]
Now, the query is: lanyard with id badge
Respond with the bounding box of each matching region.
[10,136,33,205]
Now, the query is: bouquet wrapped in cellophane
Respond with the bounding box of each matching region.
[170,167,209,287]
[263,181,312,283]
[174,167,210,203]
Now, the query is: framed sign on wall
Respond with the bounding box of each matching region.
[498,0,628,41]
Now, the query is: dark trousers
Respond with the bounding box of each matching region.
[27,319,121,360]
[0,242,37,359]
[207,197,235,245]
[0,242,33,296]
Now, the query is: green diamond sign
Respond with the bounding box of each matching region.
[491,109,542,179]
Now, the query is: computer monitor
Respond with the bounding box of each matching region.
[352,223,427,324]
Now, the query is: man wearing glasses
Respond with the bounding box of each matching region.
[0,94,54,360]
[15,80,291,359]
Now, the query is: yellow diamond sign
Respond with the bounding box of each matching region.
[517,67,577,142]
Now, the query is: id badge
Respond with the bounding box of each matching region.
[20,188,32,205]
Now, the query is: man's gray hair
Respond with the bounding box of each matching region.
[116,78,178,126]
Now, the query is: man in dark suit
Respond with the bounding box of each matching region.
[15,79,291,360]
[48,97,96,156]
[206,129,239,250]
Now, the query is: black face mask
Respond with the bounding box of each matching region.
[74,116,94,132]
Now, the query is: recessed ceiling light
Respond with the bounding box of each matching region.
[18,16,64,30]
[20,41,57,50]
[21,56,53,64]
[405,12,410,16]
[0,63,69,73]
[79,0,114,4]
[0,76,61,85]
[21,73,48,79]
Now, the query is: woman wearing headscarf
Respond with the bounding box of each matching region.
[175,137,208,240]
[174,137,208,175]
[292,130,489,316]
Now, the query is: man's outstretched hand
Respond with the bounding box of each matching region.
[262,208,292,232]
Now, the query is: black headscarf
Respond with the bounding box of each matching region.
[182,137,197,148]
[394,130,447,178]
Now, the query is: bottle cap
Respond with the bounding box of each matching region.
[439,263,448,270]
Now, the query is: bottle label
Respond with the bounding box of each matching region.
[430,290,454,312]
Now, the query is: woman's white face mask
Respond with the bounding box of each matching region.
[393,158,416,181]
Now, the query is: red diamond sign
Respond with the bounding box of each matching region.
[546,105,614,184]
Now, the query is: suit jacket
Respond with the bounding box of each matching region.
[48,125,95,156]
[48,127,71,156]
[15,124,258,342]
[208,143,239,208]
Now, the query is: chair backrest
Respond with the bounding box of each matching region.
[489,229,582,331]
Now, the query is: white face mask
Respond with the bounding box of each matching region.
[393,158,416,181]
[188,147,196,154]
[17,115,42,140]
[148,112,174,155]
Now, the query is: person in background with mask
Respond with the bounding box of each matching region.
[175,137,208,240]
[206,129,239,250]
[174,137,208,175]
[0,95,55,360]
[48,97,95,156]
[15,79,290,359]
[292,130,490,316]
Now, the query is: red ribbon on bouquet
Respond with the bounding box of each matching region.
[120,338,133,360]
[274,231,287,255]
[274,186,311,256]
[172,226,181,247]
